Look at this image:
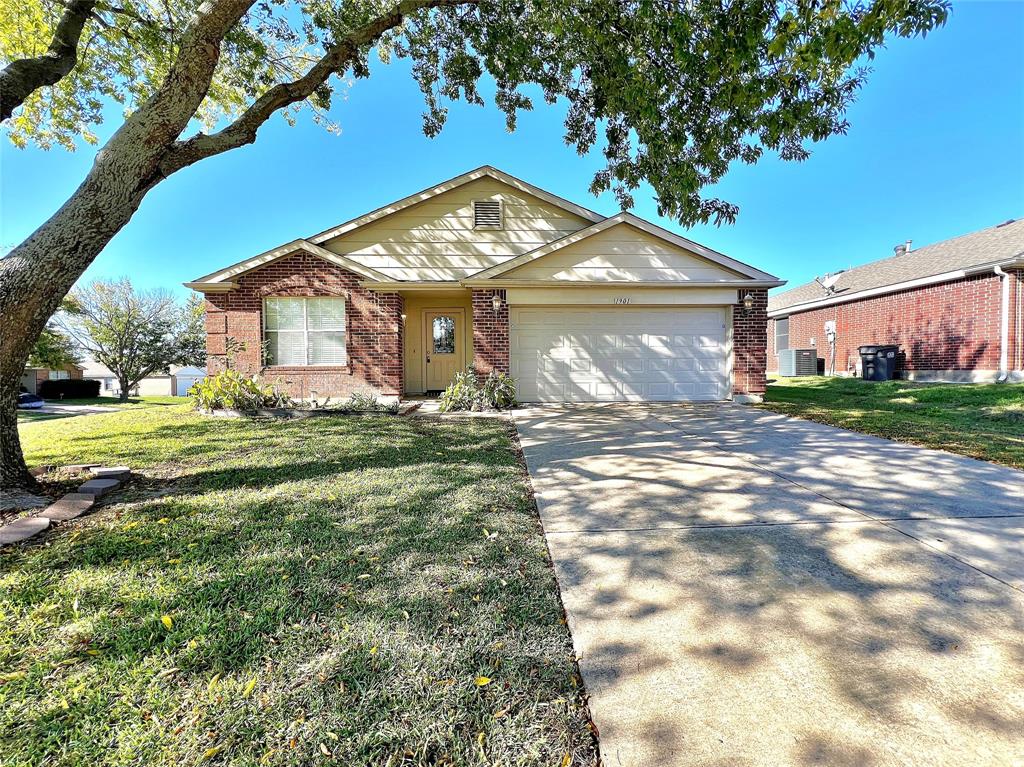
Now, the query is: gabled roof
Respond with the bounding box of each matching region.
[185,239,391,292]
[769,218,1024,316]
[306,165,603,244]
[464,212,782,284]
[186,166,605,290]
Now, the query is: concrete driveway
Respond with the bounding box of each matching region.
[514,404,1024,767]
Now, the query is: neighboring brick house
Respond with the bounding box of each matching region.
[19,363,83,394]
[186,167,781,402]
[768,220,1024,382]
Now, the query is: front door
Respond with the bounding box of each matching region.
[424,310,464,390]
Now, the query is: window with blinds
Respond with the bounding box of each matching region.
[473,200,502,229]
[264,297,347,366]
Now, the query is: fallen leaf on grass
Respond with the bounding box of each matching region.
[242,678,257,698]
[200,745,222,762]
[474,676,491,687]
[161,615,174,630]
[207,673,222,692]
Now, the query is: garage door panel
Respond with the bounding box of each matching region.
[509,306,729,403]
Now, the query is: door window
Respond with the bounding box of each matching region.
[432,316,455,354]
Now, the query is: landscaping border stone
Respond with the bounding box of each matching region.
[78,478,121,496]
[0,517,50,545]
[40,493,96,522]
[198,402,418,419]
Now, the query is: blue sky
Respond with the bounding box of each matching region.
[2,1,1022,298]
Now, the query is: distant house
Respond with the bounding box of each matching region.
[768,220,1024,382]
[81,364,207,397]
[20,363,84,394]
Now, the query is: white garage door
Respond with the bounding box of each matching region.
[510,306,730,402]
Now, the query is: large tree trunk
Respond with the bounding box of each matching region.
[0,0,255,490]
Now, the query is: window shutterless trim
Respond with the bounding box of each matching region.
[262,297,348,367]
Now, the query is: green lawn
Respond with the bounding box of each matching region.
[760,376,1024,469]
[17,396,182,423]
[3,405,596,766]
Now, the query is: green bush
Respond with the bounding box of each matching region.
[38,378,101,399]
[321,390,400,414]
[439,369,517,412]
[189,369,290,411]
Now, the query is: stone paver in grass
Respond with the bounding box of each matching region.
[41,493,96,522]
[78,478,121,496]
[0,517,50,545]
[91,466,131,479]
[65,463,102,474]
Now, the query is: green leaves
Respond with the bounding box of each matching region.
[3,0,949,225]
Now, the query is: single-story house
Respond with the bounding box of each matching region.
[20,363,84,393]
[186,167,782,403]
[768,219,1024,382]
[81,364,207,397]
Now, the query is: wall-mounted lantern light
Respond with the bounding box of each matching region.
[742,293,755,312]
[491,293,503,313]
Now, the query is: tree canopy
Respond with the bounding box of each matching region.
[2,0,949,222]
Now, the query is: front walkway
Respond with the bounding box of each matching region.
[514,404,1024,767]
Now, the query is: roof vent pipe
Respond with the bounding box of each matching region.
[894,240,913,256]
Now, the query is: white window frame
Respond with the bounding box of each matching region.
[48,369,70,380]
[775,316,790,354]
[472,199,503,230]
[263,297,348,367]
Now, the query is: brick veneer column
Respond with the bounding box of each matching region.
[471,289,509,375]
[732,289,768,396]
[202,250,403,398]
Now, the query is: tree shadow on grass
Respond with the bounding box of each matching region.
[2,416,596,766]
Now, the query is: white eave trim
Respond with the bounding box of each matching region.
[767,257,1024,318]
[307,166,604,244]
[466,212,780,282]
[362,281,465,292]
[185,239,390,289]
[460,278,784,288]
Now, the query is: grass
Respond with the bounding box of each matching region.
[3,404,596,766]
[760,376,1024,469]
[17,396,182,423]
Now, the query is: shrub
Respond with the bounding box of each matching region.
[189,369,290,411]
[39,378,101,399]
[439,369,517,412]
[341,391,400,414]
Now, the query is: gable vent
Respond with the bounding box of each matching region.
[473,200,502,229]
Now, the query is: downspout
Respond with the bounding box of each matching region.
[994,265,1010,382]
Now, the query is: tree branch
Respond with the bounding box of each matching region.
[161,0,478,175]
[0,0,97,121]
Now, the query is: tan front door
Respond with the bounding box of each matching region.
[424,310,464,390]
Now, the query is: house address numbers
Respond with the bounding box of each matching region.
[613,297,631,305]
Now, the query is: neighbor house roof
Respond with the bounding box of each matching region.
[768,218,1024,316]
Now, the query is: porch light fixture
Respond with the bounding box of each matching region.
[742,293,755,312]
[491,293,503,313]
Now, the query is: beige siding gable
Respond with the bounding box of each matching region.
[502,223,746,282]
[321,177,592,281]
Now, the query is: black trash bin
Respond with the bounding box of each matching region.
[859,345,900,381]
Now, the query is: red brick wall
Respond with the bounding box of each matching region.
[203,251,403,398]
[732,289,768,395]
[471,289,509,375]
[767,273,1010,375]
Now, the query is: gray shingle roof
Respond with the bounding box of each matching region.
[768,218,1024,314]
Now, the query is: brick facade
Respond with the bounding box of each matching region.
[767,272,1024,377]
[202,250,403,398]
[471,289,510,375]
[732,289,768,396]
